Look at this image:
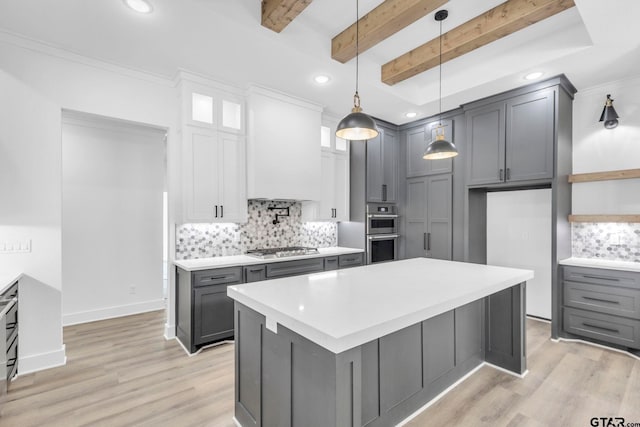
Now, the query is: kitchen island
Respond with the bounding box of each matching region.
[228,258,533,427]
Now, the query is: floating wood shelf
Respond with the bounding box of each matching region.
[568,168,640,183]
[568,215,640,223]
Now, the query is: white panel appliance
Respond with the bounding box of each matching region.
[487,189,552,319]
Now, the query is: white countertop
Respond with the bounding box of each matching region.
[0,272,22,295]
[173,247,364,271]
[560,257,640,273]
[227,258,533,354]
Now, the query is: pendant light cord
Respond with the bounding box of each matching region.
[354,0,360,107]
[438,17,442,126]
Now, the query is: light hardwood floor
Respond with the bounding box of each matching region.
[2,311,639,427]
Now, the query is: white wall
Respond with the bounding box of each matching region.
[572,74,640,215]
[62,113,166,325]
[0,32,180,373]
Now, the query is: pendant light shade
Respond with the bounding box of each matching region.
[599,94,619,129]
[423,127,458,160]
[336,0,379,141]
[423,9,458,160]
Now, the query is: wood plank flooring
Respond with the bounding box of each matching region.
[2,312,639,427]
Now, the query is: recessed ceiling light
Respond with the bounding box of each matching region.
[524,71,544,81]
[314,75,331,85]
[405,112,418,118]
[124,0,153,14]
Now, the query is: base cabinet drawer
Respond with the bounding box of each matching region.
[193,267,243,287]
[244,265,267,283]
[266,258,325,279]
[324,256,339,271]
[563,266,640,288]
[564,280,640,319]
[563,307,640,349]
[338,253,364,268]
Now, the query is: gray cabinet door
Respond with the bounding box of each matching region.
[405,175,452,260]
[366,129,384,202]
[466,103,506,185]
[405,176,428,259]
[382,127,398,202]
[406,121,454,178]
[193,284,235,345]
[367,125,398,202]
[506,89,555,182]
[427,175,452,260]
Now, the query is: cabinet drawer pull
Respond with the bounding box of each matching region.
[221,205,224,218]
[248,268,264,273]
[582,274,620,282]
[205,275,230,281]
[427,232,431,251]
[423,232,427,250]
[215,205,218,218]
[382,184,387,201]
[499,168,504,181]
[506,168,511,181]
[582,296,620,304]
[326,259,337,263]
[581,323,620,334]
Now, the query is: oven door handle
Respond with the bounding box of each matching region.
[367,214,399,218]
[367,234,399,240]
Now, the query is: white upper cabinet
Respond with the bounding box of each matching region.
[246,86,322,200]
[178,72,247,223]
[302,116,350,222]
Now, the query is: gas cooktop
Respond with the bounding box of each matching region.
[246,246,319,259]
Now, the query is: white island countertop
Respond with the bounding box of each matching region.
[228,258,533,354]
[173,247,364,272]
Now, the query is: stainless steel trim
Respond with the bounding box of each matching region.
[367,214,399,218]
[367,234,399,240]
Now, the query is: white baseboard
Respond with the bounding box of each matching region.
[18,345,67,375]
[63,299,165,326]
[164,322,176,340]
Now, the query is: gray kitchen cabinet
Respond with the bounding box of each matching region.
[176,266,242,353]
[405,120,453,178]
[244,265,267,283]
[266,258,325,279]
[466,88,555,186]
[367,124,398,203]
[561,265,640,351]
[177,253,365,353]
[324,256,339,271]
[338,253,364,268]
[405,174,452,260]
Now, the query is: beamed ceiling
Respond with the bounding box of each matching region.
[0,0,638,124]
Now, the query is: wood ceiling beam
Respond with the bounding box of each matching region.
[261,0,313,33]
[381,0,576,85]
[332,0,449,64]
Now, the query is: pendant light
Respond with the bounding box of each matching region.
[336,0,379,141]
[423,10,458,160]
[599,94,619,129]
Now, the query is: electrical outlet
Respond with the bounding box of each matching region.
[129,285,136,295]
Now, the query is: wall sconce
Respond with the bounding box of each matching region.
[599,94,619,129]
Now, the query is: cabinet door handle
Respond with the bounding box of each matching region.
[423,232,427,250]
[582,274,620,282]
[220,205,224,218]
[215,205,218,218]
[582,323,620,334]
[499,169,504,181]
[382,184,387,201]
[506,168,511,181]
[427,232,431,251]
[582,296,620,304]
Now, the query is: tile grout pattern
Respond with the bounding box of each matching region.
[176,200,337,259]
[572,223,640,263]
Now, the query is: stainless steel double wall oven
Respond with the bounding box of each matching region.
[366,203,398,264]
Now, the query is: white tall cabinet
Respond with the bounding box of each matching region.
[178,72,247,223]
[302,116,350,222]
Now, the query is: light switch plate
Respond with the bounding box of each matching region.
[0,239,31,253]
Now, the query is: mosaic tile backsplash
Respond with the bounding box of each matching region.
[572,223,640,262]
[176,200,338,259]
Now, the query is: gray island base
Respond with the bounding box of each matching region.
[229,259,531,427]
